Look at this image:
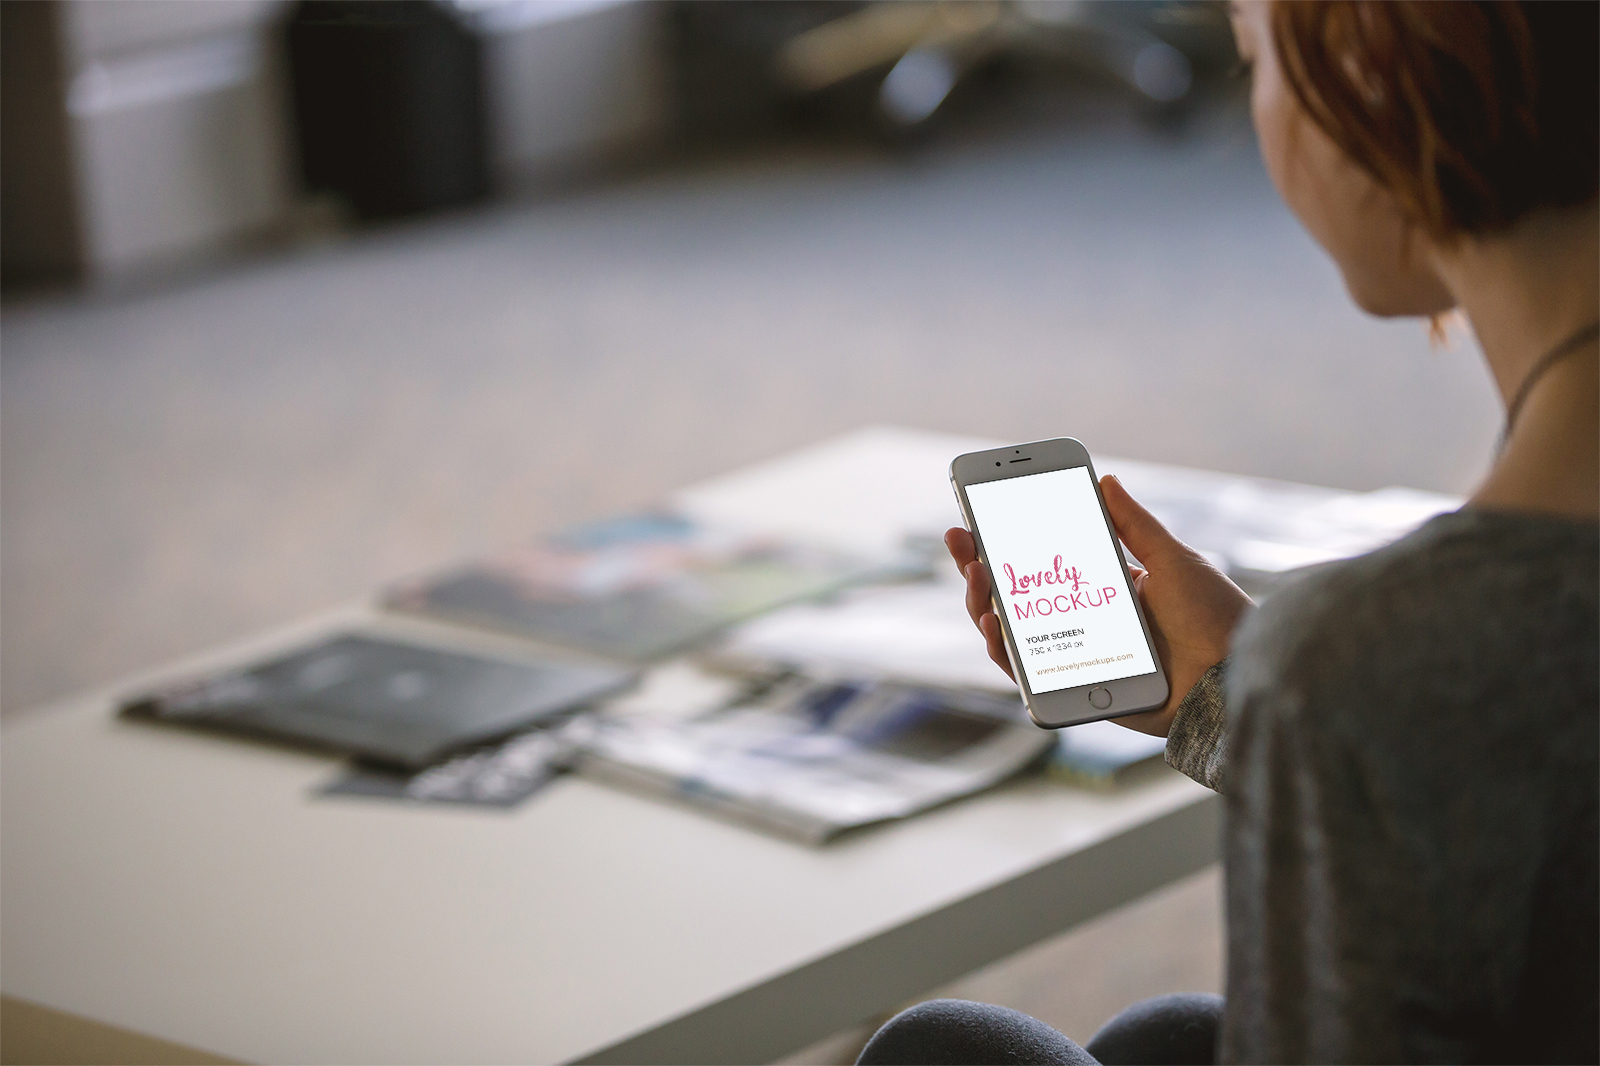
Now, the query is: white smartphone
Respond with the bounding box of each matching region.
[950,437,1169,728]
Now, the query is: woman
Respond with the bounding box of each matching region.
[860,3,1597,1063]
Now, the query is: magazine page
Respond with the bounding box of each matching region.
[385,513,910,661]
[578,678,1054,844]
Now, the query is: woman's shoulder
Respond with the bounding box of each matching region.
[1228,508,1598,736]
[1264,506,1595,618]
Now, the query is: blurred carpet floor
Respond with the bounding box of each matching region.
[2,91,1494,1061]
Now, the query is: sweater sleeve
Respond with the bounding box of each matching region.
[1164,659,1228,792]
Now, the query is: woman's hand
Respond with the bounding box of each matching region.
[944,474,1253,737]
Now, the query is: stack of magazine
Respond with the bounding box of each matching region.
[122,450,1458,843]
[123,510,1063,843]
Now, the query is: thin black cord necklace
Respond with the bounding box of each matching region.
[1498,319,1600,451]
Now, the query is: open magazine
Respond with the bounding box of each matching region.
[384,513,905,661]
[577,675,1055,844]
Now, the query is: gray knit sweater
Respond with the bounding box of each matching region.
[1162,508,1598,1064]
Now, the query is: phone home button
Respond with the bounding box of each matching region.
[1087,688,1113,710]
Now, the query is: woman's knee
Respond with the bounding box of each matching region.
[1083,992,1223,1066]
[856,998,1097,1066]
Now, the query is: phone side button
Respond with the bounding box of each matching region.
[1088,688,1113,710]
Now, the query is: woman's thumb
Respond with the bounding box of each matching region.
[1100,475,1184,567]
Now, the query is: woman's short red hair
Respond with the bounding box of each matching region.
[1270,1,1598,240]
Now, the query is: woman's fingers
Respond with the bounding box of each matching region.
[949,525,1001,666]
[950,528,985,627]
[950,527,994,630]
[949,529,1016,682]
[979,612,1015,680]
[945,527,976,576]
[965,561,993,629]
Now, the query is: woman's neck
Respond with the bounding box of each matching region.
[1431,203,1600,520]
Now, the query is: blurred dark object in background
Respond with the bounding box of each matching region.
[287,0,489,220]
[673,2,863,140]
[672,0,1236,143]
[2,0,85,287]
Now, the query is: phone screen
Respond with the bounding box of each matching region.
[965,467,1158,694]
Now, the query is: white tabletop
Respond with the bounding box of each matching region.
[0,611,1215,1064]
[2,427,1451,1064]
